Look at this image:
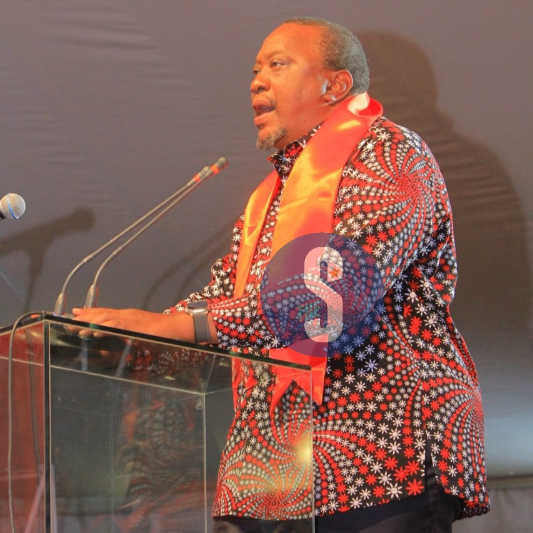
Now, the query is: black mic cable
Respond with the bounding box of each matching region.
[7,312,42,533]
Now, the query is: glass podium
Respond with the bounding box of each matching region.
[0,313,314,533]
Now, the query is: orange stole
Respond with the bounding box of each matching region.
[234,96,383,410]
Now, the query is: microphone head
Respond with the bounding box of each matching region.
[214,157,229,173]
[194,157,229,183]
[0,193,26,219]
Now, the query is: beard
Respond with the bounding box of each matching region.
[256,126,288,151]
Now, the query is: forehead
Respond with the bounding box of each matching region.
[255,23,325,62]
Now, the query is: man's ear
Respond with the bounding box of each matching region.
[324,70,354,103]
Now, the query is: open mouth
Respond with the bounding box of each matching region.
[253,104,275,117]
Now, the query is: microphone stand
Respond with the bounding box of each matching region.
[53,157,227,315]
[85,174,205,307]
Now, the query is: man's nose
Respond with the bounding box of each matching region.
[250,73,268,94]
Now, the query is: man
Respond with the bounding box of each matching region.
[73,17,489,533]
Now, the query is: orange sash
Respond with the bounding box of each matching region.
[234,95,383,410]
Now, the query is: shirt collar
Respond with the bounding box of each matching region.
[268,124,322,182]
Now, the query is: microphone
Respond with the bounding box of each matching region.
[84,156,229,308]
[0,193,26,220]
[53,157,228,315]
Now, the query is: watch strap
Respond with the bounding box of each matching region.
[186,301,211,344]
[191,311,210,344]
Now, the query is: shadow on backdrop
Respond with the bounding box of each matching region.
[0,208,95,314]
[359,31,531,359]
[142,219,236,310]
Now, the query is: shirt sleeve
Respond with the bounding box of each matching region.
[165,216,277,353]
[333,121,452,295]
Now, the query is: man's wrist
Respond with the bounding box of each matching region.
[186,300,212,344]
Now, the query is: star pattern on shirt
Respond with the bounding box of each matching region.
[167,118,489,520]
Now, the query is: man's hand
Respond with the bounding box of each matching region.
[71,307,217,344]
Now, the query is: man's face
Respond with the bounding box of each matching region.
[251,23,334,151]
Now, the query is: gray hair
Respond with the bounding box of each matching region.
[283,17,370,95]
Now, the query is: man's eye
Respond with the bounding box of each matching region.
[271,61,284,68]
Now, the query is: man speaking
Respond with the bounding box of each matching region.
[73,17,489,533]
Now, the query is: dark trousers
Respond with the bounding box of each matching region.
[213,453,462,533]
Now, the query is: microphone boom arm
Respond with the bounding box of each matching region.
[85,178,195,307]
[53,157,228,315]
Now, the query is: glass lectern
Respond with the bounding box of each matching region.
[0,314,313,533]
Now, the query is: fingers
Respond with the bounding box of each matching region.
[71,307,121,337]
[69,308,178,340]
[72,307,108,320]
[72,307,119,325]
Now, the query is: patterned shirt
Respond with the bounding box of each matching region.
[169,117,489,520]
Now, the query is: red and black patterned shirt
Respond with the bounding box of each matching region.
[169,117,489,520]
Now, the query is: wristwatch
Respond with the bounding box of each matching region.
[186,300,211,344]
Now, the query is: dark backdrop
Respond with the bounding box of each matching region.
[0,0,531,496]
